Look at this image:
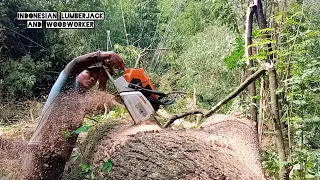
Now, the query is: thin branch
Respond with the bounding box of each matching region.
[120,1,129,46]
[193,88,197,109]
[134,45,151,68]
[30,108,34,122]
[164,65,269,127]
[258,77,265,143]
[85,116,99,123]
[145,48,171,51]
[164,109,208,128]
[204,65,268,118]
[167,91,188,95]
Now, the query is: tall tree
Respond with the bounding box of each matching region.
[254,0,289,179]
[245,2,258,126]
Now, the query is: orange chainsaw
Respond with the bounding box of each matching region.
[105,68,175,124]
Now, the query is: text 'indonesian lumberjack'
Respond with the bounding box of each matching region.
[17,12,104,29]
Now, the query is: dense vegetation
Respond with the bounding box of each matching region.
[0,0,319,179]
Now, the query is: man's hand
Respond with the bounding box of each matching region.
[100,51,126,70]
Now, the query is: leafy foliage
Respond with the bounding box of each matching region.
[224,35,246,70]
[164,25,237,108]
[102,159,113,175]
[262,150,280,178]
[257,1,320,178]
[0,55,51,99]
[80,162,95,180]
[206,0,240,33]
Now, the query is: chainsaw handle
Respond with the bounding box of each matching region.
[128,83,167,97]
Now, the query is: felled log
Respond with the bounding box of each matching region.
[67,114,266,180]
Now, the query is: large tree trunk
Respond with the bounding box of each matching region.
[65,115,266,179]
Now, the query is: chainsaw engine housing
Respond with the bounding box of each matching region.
[122,68,160,111]
[120,91,155,123]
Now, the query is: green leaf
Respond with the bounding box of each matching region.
[248,39,276,48]
[74,124,90,134]
[90,171,95,180]
[251,95,261,100]
[102,159,113,174]
[81,163,90,173]
[256,28,275,32]
[305,174,315,179]
[242,55,267,61]
[61,130,71,139]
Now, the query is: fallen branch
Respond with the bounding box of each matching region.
[204,66,267,117]
[164,109,208,128]
[164,65,268,127]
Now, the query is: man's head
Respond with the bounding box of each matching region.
[76,67,100,90]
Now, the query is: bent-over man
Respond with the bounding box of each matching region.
[24,51,125,179]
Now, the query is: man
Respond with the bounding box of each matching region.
[24,51,125,179]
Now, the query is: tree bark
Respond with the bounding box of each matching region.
[258,77,265,143]
[65,115,266,180]
[245,2,258,125]
[269,67,288,179]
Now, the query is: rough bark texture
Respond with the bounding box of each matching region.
[64,115,266,180]
[245,3,258,125]
[1,91,266,179]
[268,67,288,179]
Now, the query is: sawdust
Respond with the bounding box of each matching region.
[0,91,118,179]
[0,138,28,179]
